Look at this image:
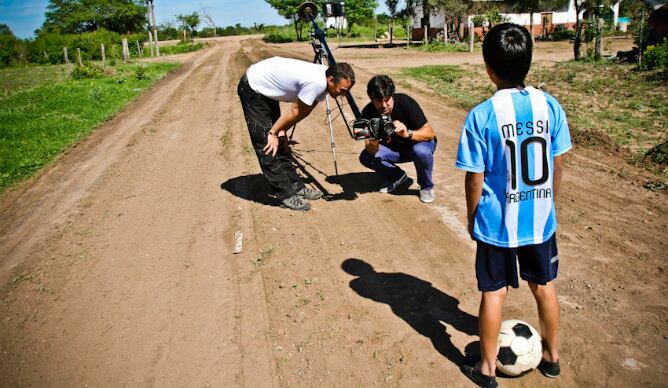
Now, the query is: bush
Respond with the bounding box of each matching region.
[418,40,470,52]
[159,42,204,55]
[262,34,294,43]
[641,38,668,71]
[70,62,109,79]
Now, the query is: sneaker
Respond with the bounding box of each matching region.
[419,187,435,203]
[460,365,498,388]
[538,359,560,378]
[281,195,311,211]
[380,173,412,193]
[296,187,323,200]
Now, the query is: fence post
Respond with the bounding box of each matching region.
[122,39,130,62]
[101,44,106,63]
[136,41,142,57]
[469,21,474,53]
[77,48,83,66]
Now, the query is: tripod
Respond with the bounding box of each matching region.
[290,2,364,176]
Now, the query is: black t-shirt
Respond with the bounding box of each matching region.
[361,93,429,144]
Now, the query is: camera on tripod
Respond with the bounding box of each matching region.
[352,115,395,142]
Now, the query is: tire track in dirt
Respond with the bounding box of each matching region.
[0,42,222,283]
[0,38,278,387]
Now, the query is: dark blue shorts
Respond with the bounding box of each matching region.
[475,234,559,292]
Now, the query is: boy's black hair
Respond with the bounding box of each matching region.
[483,23,533,86]
[326,63,356,85]
[367,75,395,100]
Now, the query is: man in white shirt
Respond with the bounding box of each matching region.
[237,56,355,211]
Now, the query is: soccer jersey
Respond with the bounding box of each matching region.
[246,57,328,106]
[456,87,572,248]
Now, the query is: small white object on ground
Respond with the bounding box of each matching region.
[233,231,243,254]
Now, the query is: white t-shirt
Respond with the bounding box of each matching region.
[246,57,328,106]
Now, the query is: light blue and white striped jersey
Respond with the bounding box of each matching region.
[456,87,572,248]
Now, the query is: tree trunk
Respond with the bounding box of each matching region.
[594,17,603,59]
[389,19,394,44]
[529,11,535,43]
[574,14,583,60]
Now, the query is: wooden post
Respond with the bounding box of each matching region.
[101,44,106,63]
[150,0,160,56]
[63,47,70,65]
[122,39,130,62]
[443,23,448,45]
[77,48,83,66]
[137,41,142,57]
[145,0,154,57]
[423,25,428,45]
[469,21,474,53]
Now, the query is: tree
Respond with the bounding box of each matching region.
[344,0,379,35]
[385,0,400,43]
[507,0,569,43]
[42,0,147,34]
[176,12,201,42]
[265,0,308,41]
[200,4,217,36]
[572,0,612,60]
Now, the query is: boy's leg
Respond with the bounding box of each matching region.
[528,281,560,363]
[517,234,561,372]
[473,241,520,377]
[479,287,507,376]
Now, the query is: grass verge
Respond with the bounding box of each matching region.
[399,61,667,161]
[0,62,180,192]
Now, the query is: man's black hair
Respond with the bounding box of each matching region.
[326,62,356,85]
[483,23,532,86]
[367,75,395,100]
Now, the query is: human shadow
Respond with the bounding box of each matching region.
[325,172,419,201]
[220,174,281,207]
[341,258,478,367]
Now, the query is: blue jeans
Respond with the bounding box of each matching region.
[359,139,436,190]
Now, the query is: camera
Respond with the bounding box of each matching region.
[352,115,395,142]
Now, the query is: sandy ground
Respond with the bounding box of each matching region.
[0,36,666,387]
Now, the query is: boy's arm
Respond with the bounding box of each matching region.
[553,155,564,200]
[465,171,484,240]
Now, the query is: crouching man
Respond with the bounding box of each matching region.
[359,75,437,203]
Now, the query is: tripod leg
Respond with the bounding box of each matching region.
[289,124,297,142]
[334,96,354,139]
[325,95,339,176]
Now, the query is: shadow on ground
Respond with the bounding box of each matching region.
[341,258,478,367]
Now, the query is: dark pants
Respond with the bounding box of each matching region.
[237,75,305,199]
[359,139,437,190]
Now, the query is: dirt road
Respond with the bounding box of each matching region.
[1,36,666,387]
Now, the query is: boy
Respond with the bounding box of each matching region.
[455,23,572,387]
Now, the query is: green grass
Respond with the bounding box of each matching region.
[0,62,180,192]
[159,42,205,55]
[1,64,70,97]
[399,62,668,157]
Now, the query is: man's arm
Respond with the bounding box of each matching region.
[393,121,435,142]
[465,171,484,240]
[263,99,317,156]
[553,155,564,200]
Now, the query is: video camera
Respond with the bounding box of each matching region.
[352,115,395,142]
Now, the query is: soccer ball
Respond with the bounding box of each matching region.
[496,319,543,376]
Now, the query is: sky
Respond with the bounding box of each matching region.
[0,0,391,39]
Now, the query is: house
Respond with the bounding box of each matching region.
[410,0,625,41]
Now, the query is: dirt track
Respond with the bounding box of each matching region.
[0,36,666,387]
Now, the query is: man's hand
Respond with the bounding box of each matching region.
[263,131,283,157]
[393,120,410,138]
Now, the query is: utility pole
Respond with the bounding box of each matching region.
[150,0,160,56]
[146,0,154,57]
